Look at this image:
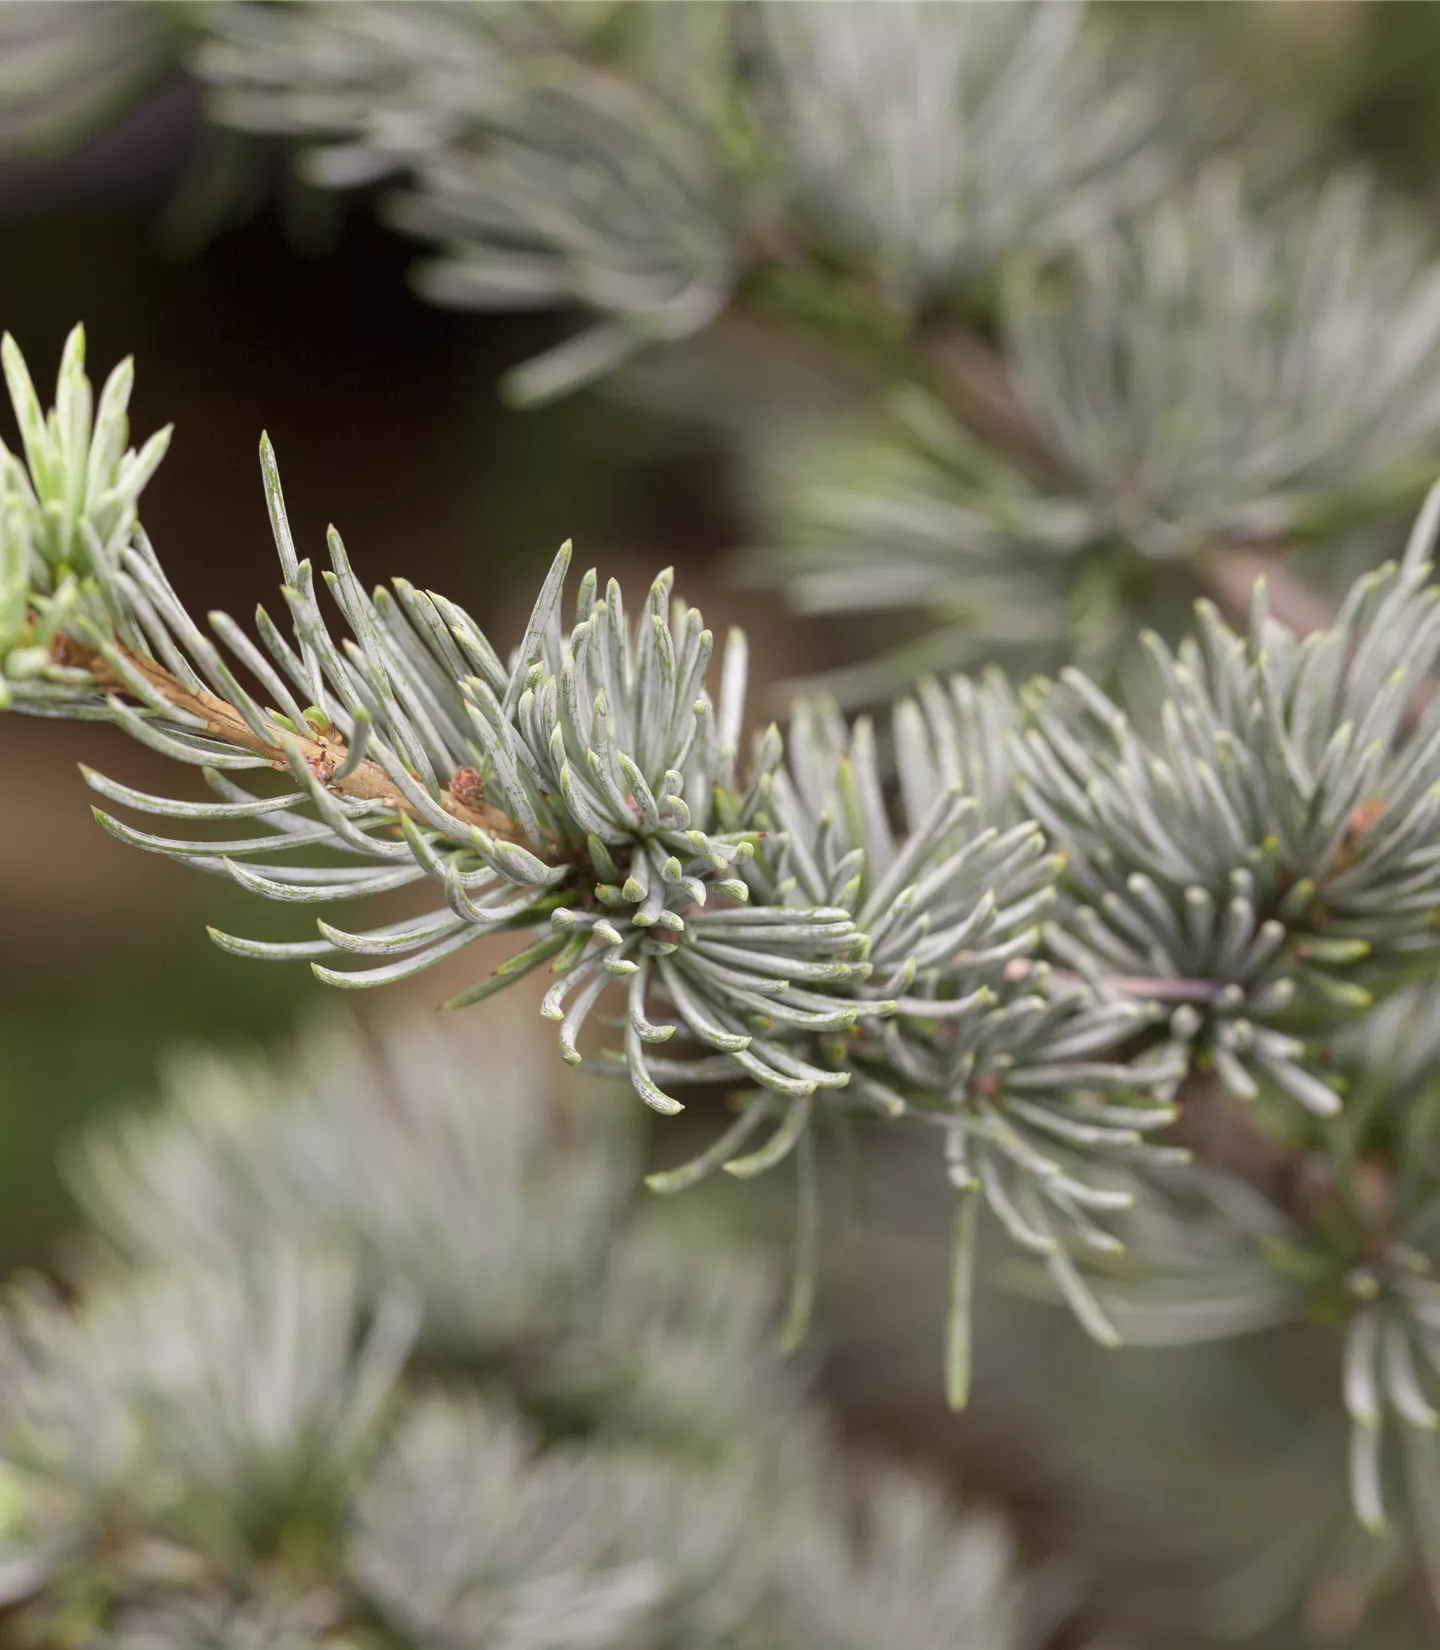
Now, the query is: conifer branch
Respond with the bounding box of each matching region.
[10,318,1440,1509]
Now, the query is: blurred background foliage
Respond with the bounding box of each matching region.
[0,1015,1038,1650]
[10,4,1440,1645]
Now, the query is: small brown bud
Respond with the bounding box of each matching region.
[49,631,94,671]
[1348,797,1386,840]
[1334,795,1387,872]
[450,766,486,810]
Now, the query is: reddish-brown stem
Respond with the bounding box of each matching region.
[81,640,530,845]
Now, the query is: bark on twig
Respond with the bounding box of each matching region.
[81,640,529,844]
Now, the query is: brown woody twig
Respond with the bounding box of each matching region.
[78,639,530,845]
